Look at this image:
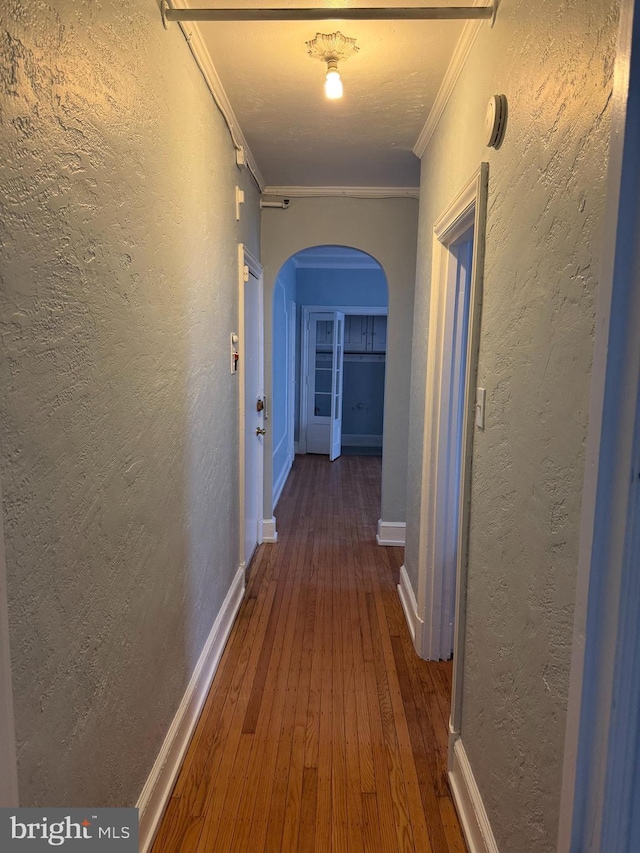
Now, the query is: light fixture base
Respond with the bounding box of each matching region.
[306,31,359,63]
[161,0,171,29]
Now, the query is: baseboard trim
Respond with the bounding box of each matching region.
[342,434,383,448]
[137,563,246,853]
[262,517,278,543]
[397,564,421,645]
[273,454,293,509]
[448,735,499,853]
[376,519,406,546]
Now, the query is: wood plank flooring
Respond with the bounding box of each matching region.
[151,455,466,853]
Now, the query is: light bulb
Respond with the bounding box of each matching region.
[324,63,343,99]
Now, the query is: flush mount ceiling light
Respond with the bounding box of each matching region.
[306,32,359,100]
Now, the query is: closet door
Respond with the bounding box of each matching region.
[370,315,387,351]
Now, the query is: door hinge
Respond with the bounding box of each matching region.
[243,264,249,282]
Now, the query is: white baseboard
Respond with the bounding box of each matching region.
[342,434,383,447]
[273,454,293,509]
[376,519,406,546]
[137,564,246,853]
[448,735,499,853]
[262,517,278,543]
[397,564,422,645]
[294,440,301,454]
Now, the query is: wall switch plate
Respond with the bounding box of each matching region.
[475,387,486,429]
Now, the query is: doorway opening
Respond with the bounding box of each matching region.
[271,245,389,509]
[409,166,488,749]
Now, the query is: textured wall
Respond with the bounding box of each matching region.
[262,197,418,524]
[342,361,386,439]
[404,1,619,849]
[295,267,388,308]
[0,0,260,807]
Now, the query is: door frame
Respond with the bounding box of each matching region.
[414,164,488,699]
[0,472,18,807]
[238,244,264,571]
[299,304,388,454]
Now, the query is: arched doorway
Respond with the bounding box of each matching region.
[270,246,389,518]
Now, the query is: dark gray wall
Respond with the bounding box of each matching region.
[0,0,260,807]
[405,0,619,849]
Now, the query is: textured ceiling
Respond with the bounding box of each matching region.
[193,1,468,187]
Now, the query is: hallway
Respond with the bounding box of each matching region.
[151,455,465,852]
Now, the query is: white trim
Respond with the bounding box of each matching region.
[0,473,18,808]
[137,563,245,853]
[397,564,422,644]
[416,165,488,677]
[302,305,388,316]
[294,441,301,454]
[292,258,381,271]
[448,736,500,853]
[413,0,487,157]
[170,0,265,190]
[376,520,406,546]
[263,186,419,199]
[342,434,383,447]
[262,517,278,543]
[558,2,640,849]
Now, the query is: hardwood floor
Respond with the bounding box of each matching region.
[151,455,466,853]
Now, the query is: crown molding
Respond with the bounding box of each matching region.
[170,0,266,190]
[263,186,420,199]
[413,0,488,158]
[291,257,381,270]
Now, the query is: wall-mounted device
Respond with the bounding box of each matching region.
[230,333,239,374]
[485,94,508,149]
[260,198,290,209]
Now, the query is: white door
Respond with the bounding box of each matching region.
[241,249,264,568]
[440,235,473,657]
[330,312,345,461]
[306,312,344,457]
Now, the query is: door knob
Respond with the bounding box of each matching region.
[256,427,266,436]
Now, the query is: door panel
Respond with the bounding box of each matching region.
[244,264,263,567]
[306,311,344,457]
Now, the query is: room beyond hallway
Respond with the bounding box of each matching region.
[151,456,465,852]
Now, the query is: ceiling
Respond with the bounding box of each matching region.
[189,2,472,188]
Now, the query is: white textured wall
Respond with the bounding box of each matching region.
[0,0,260,807]
[261,197,418,524]
[404,1,619,850]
